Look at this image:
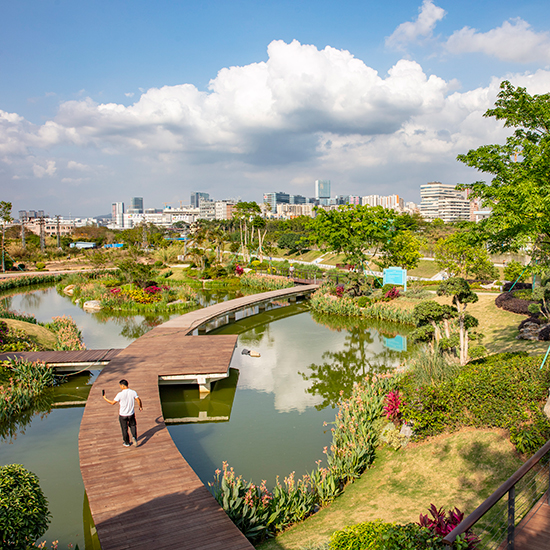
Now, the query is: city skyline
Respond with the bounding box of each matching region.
[3,0,550,217]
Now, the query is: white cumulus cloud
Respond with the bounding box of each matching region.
[386,0,446,49]
[446,18,550,63]
[32,160,57,178]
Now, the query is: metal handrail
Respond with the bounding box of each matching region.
[443,438,550,548]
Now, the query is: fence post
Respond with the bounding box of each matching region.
[508,486,515,549]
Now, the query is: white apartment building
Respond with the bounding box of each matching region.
[215,200,236,220]
[420,182,470,222]
[276,203,314,219]
[199,200,216,221]
[361,194,404,212]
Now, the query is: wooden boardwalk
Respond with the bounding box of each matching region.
[79,285,318,550]
[512,496,550,549]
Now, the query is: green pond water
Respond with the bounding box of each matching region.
[0,285,414,548]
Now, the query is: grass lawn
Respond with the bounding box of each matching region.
[3,318,57,349]
[258,429,522,550]
[407,260,441,279]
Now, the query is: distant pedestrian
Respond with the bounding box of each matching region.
[289,264,295,278]
[103,379,143,447]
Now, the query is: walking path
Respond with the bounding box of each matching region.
[78,285,318,550]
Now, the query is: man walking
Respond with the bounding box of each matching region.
[103,379,143,447]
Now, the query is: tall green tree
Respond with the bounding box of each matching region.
[457,80,550,261]
[434,232,498,280]
[0,201,13,273]
[311,205,396,270]
[378,230,422,270]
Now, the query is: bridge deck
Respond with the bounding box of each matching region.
[0,348,123,364]
[79,285,318,550]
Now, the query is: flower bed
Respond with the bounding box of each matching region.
[61,274,198,313]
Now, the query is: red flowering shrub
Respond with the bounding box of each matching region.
[235,265,244,276]
[335,285,345,298]
[383,391,401,424]
[418,504,478,548]
[385,286,400,300]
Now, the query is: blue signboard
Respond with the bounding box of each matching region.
[383,267,407,291]
[384,335,407,352]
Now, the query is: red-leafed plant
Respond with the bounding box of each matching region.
[385,286,400,300]
[418,504,479,548]
[235,265,244,275]
[383,391,401,424]
[335,285,345,298]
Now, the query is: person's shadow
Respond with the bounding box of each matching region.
[137,415,165,446]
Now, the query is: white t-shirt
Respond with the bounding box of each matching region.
[114,388,139,416]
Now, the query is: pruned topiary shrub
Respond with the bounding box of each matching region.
[538,325,550,341]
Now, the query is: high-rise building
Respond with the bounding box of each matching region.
[263,192,290,213]
[129,197,143,214]
[315,180,331,206]
[190,192,210,208]
[420,182,470,222]
[111,202,125,228]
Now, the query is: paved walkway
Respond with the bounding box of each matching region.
[79,285,318,550]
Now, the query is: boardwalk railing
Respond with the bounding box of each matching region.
[443,439,550,549]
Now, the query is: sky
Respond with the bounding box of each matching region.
[2,0,550,218]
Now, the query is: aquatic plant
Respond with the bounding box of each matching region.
[240,273,294,291]
[45,316,86,351]
[210,374,398,543]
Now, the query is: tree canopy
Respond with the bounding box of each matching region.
[311,205,400,269]
[457,80,550,261]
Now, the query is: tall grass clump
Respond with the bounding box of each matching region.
[240,273,294,291]
[309,292,362,316]
[361,302,415,325]
[406,345,461,387]
[209,374,397,543]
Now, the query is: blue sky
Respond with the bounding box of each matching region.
[3,0,550,217]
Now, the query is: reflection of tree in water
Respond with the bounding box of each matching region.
[92,311,168,340]
[301,311,412,410]
[0,389,53,442]
[0,296,13,310]
[239,322,274,347]
[20,291,44,310]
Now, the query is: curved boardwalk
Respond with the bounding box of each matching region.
[79,285,318,550]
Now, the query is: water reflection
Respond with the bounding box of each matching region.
[301,311,412,409]
[160,368,239,424]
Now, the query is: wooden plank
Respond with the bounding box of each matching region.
[79,286,320,550]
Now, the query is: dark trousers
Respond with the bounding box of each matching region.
[119,414,137,445]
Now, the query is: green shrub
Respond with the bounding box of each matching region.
[401,352,550,450]
[355,296,371,307]
[35,262,46,270]
[329,520,437,550]
[0,464,51,549]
